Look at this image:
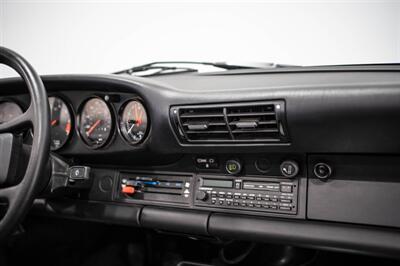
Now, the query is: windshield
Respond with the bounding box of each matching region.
[1,1,399,77]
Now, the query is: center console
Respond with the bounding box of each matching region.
[112,154,305,218]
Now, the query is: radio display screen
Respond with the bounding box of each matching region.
[203,179,233,188]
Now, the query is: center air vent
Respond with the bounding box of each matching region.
[170,101,288,144]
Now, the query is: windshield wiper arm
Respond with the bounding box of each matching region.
[113,64,198,76]
[113,61,264,75]
[113,61,298,76]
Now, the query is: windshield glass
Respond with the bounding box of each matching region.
[1,1,399,77]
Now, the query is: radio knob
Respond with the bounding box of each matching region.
[280,160,299,178]
[196,191,208,201]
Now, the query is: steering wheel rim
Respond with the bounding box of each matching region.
[0,47,50,240]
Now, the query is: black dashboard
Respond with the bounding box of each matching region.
[2,65,400,258]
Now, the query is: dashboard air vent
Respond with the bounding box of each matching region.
[170,101,288,144]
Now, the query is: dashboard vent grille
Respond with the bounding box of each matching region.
[171,101,288,144]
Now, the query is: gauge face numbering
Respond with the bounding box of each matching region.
[119,100,148,144]
[49,96,72,150]
[0,101,23,123]
[79,97,113,148]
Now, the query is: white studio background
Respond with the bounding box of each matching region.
[0,0,399,77]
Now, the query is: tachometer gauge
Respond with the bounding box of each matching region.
[0,101,23,123]
[119,100,148,144]
[79,97,113,148]
[49,96,72,150]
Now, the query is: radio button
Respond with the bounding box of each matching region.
[280,198,292,203]
[280,185,293,193]
[234,180,242,189]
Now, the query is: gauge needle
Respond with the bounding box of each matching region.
[86,119,101,136]
[65,121,71,135]
[127,119,141,134]
[51,119,58,126]
[127,124,135,134]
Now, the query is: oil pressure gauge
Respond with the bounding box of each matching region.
[119,100,148,145]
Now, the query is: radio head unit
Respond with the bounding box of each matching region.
[195,176,298,215]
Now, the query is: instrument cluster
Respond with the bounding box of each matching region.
[0,95,149,150]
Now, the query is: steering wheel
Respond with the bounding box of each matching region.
[0,47,50,240]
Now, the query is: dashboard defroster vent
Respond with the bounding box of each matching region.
[170,101,289,144]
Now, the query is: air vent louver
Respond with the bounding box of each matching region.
[171,101,288,144]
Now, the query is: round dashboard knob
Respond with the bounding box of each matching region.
[314,163,332,180]
[280,160,299,178]
[196,191,208,201]
[225,159,242,175]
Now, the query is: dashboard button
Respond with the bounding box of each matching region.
[255,158,271,173]
[280,160,299,178]
[314,163,332,180]
[122,186,135,195]
[280,185,293,193]
[69,166,90,180]
[280,198,292,203]
[226,159,242,175]
[234,180,242,189]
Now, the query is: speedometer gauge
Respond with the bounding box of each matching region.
[119,100,148,144]
[49,96,72,150]
[79,97,113,148]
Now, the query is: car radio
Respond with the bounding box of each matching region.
[194,175,298,214]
